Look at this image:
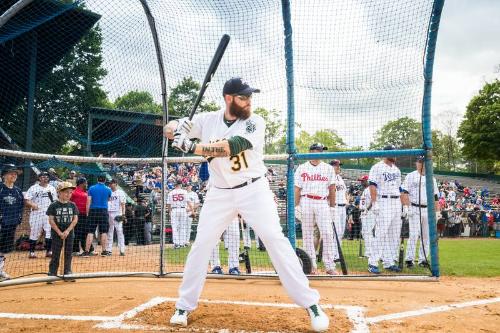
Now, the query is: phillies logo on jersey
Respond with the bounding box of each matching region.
[301,173,329,182]
[383,172,400,182]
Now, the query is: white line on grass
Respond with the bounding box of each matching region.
[366,297,500,324]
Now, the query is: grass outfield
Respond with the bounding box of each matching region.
[164,238,500,277]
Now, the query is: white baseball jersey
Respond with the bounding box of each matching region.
[447,190,456,202]
[167,188,188,208]
[368,161,401,196]
[401,171,438,205]
[108,189,126,212]
[294,161,335,197]
[359,187,372,211]
[334,174,347,204]
[186,191,200,207]
[25,183,57,213]
[187,110,267,188]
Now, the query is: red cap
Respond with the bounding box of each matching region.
[358,175,369,182]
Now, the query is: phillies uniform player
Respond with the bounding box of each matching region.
[367,145,403,274]
[25,172,58,258]
[330,160,347,259]
[209,216,241,275]
[185,184,199,246]
[167,181,189,249]
[294,143,338,275]
[401,156,438,268]
[358,175,375,258]
[164,77,328,332]
[106,179,127,256]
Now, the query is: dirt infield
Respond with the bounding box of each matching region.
[0,276,499,332]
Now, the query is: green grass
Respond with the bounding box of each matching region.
[164,238,500,277]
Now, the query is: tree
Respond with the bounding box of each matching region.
[370,117,422,150]
[254,107,285,154]
[114,90,161,114]
[295,129,346,153]
[167,77,219,117]
[457,79,500,163]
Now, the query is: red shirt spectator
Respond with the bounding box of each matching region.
[71,180,88,215]
[492,195,499,207]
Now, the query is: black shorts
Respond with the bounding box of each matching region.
[87,209,109,234]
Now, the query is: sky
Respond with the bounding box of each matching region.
[431,0,500,134]
[83,0,500,148]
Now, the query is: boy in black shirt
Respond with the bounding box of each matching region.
[46,182,79,279]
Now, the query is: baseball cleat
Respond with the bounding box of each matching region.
[307,304,329,332]
[29,252,37,259]
[368,265,380,274]
[80,251,90,258]
[229,267,241,275]
[120,252,125,256]
[170,308,188,326]
[405,260,415,268]
[418,261,430,268]
[211,266,223,274]
[45,251,52,258]
[325,269,340,276]
[384,265,402,273]
[0,271,10,281]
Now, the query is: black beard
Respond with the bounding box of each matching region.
[229,100,251,120]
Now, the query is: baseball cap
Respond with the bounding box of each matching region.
[309,143,327,151]
[57,181,76,192]
[38,172,49,178]
[416,155,425,162]
[223,77,260,96]
[330,159,342,166]
[1,164,21,176]
[76,177,87,186]
[358,175,369,182]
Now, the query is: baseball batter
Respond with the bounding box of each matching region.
[209,217,241,275]
[367,145,403,274]
[166,182,189,249]
[106,179,127,256]
[294,143,338,275]
[164,77,329,332]
[25,172,58,258]
[330,160,347,259]
[401,156,438,268]
[358,175,375,258]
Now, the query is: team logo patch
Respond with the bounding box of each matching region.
[245,120,256,133]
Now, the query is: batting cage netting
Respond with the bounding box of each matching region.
[0,0,444,285]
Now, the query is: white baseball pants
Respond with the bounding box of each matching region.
[29,213,51,241]
[107,211,125,253]
[209,218,240,269]
[176,178,320,311]
[405,205,430,263]
[368,198,402,267]
[185,216,193,245]
[300,197,336,270]
[361,211,376,258]
[171,208,188,246]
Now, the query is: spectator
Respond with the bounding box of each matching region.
[46,182,78,280]
[447,188,456,206]
[66,170,78,186]
[123,203,135,245]
[83,175,112,257]
[134,199,148,245]
[277,181,286,200]
[0,165,25,281]
[71,177,92,255]
[47,168,61,189]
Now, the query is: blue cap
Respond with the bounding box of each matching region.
[309,143,327,151]
[223,77,260,96]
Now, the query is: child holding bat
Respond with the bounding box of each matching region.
[46,182,79,280]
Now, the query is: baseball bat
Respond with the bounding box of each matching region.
[332,219,348,275]
[398,217,407,270]
[188,34,230,121]
[239,217,251,274]
[60,238,65,279]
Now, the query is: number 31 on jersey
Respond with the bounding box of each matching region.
[230,151,249,172]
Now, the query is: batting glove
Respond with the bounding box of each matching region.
[176,118,194,135]
[371,201,380,216]
[172,132,196,154]
[402,205,409,218]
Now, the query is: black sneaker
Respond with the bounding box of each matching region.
[81,251,90,258]
[418,261,430,268]
[101,251,110,257]
[406,260,415,268]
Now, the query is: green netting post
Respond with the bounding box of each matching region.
[281,0,297,248]
[422,0,446,278]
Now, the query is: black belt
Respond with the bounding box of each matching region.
[172,207,186,209]
[218,176,262,190]
[337,204,346,207]
[411,202,427,208]
[381,195,400,199]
